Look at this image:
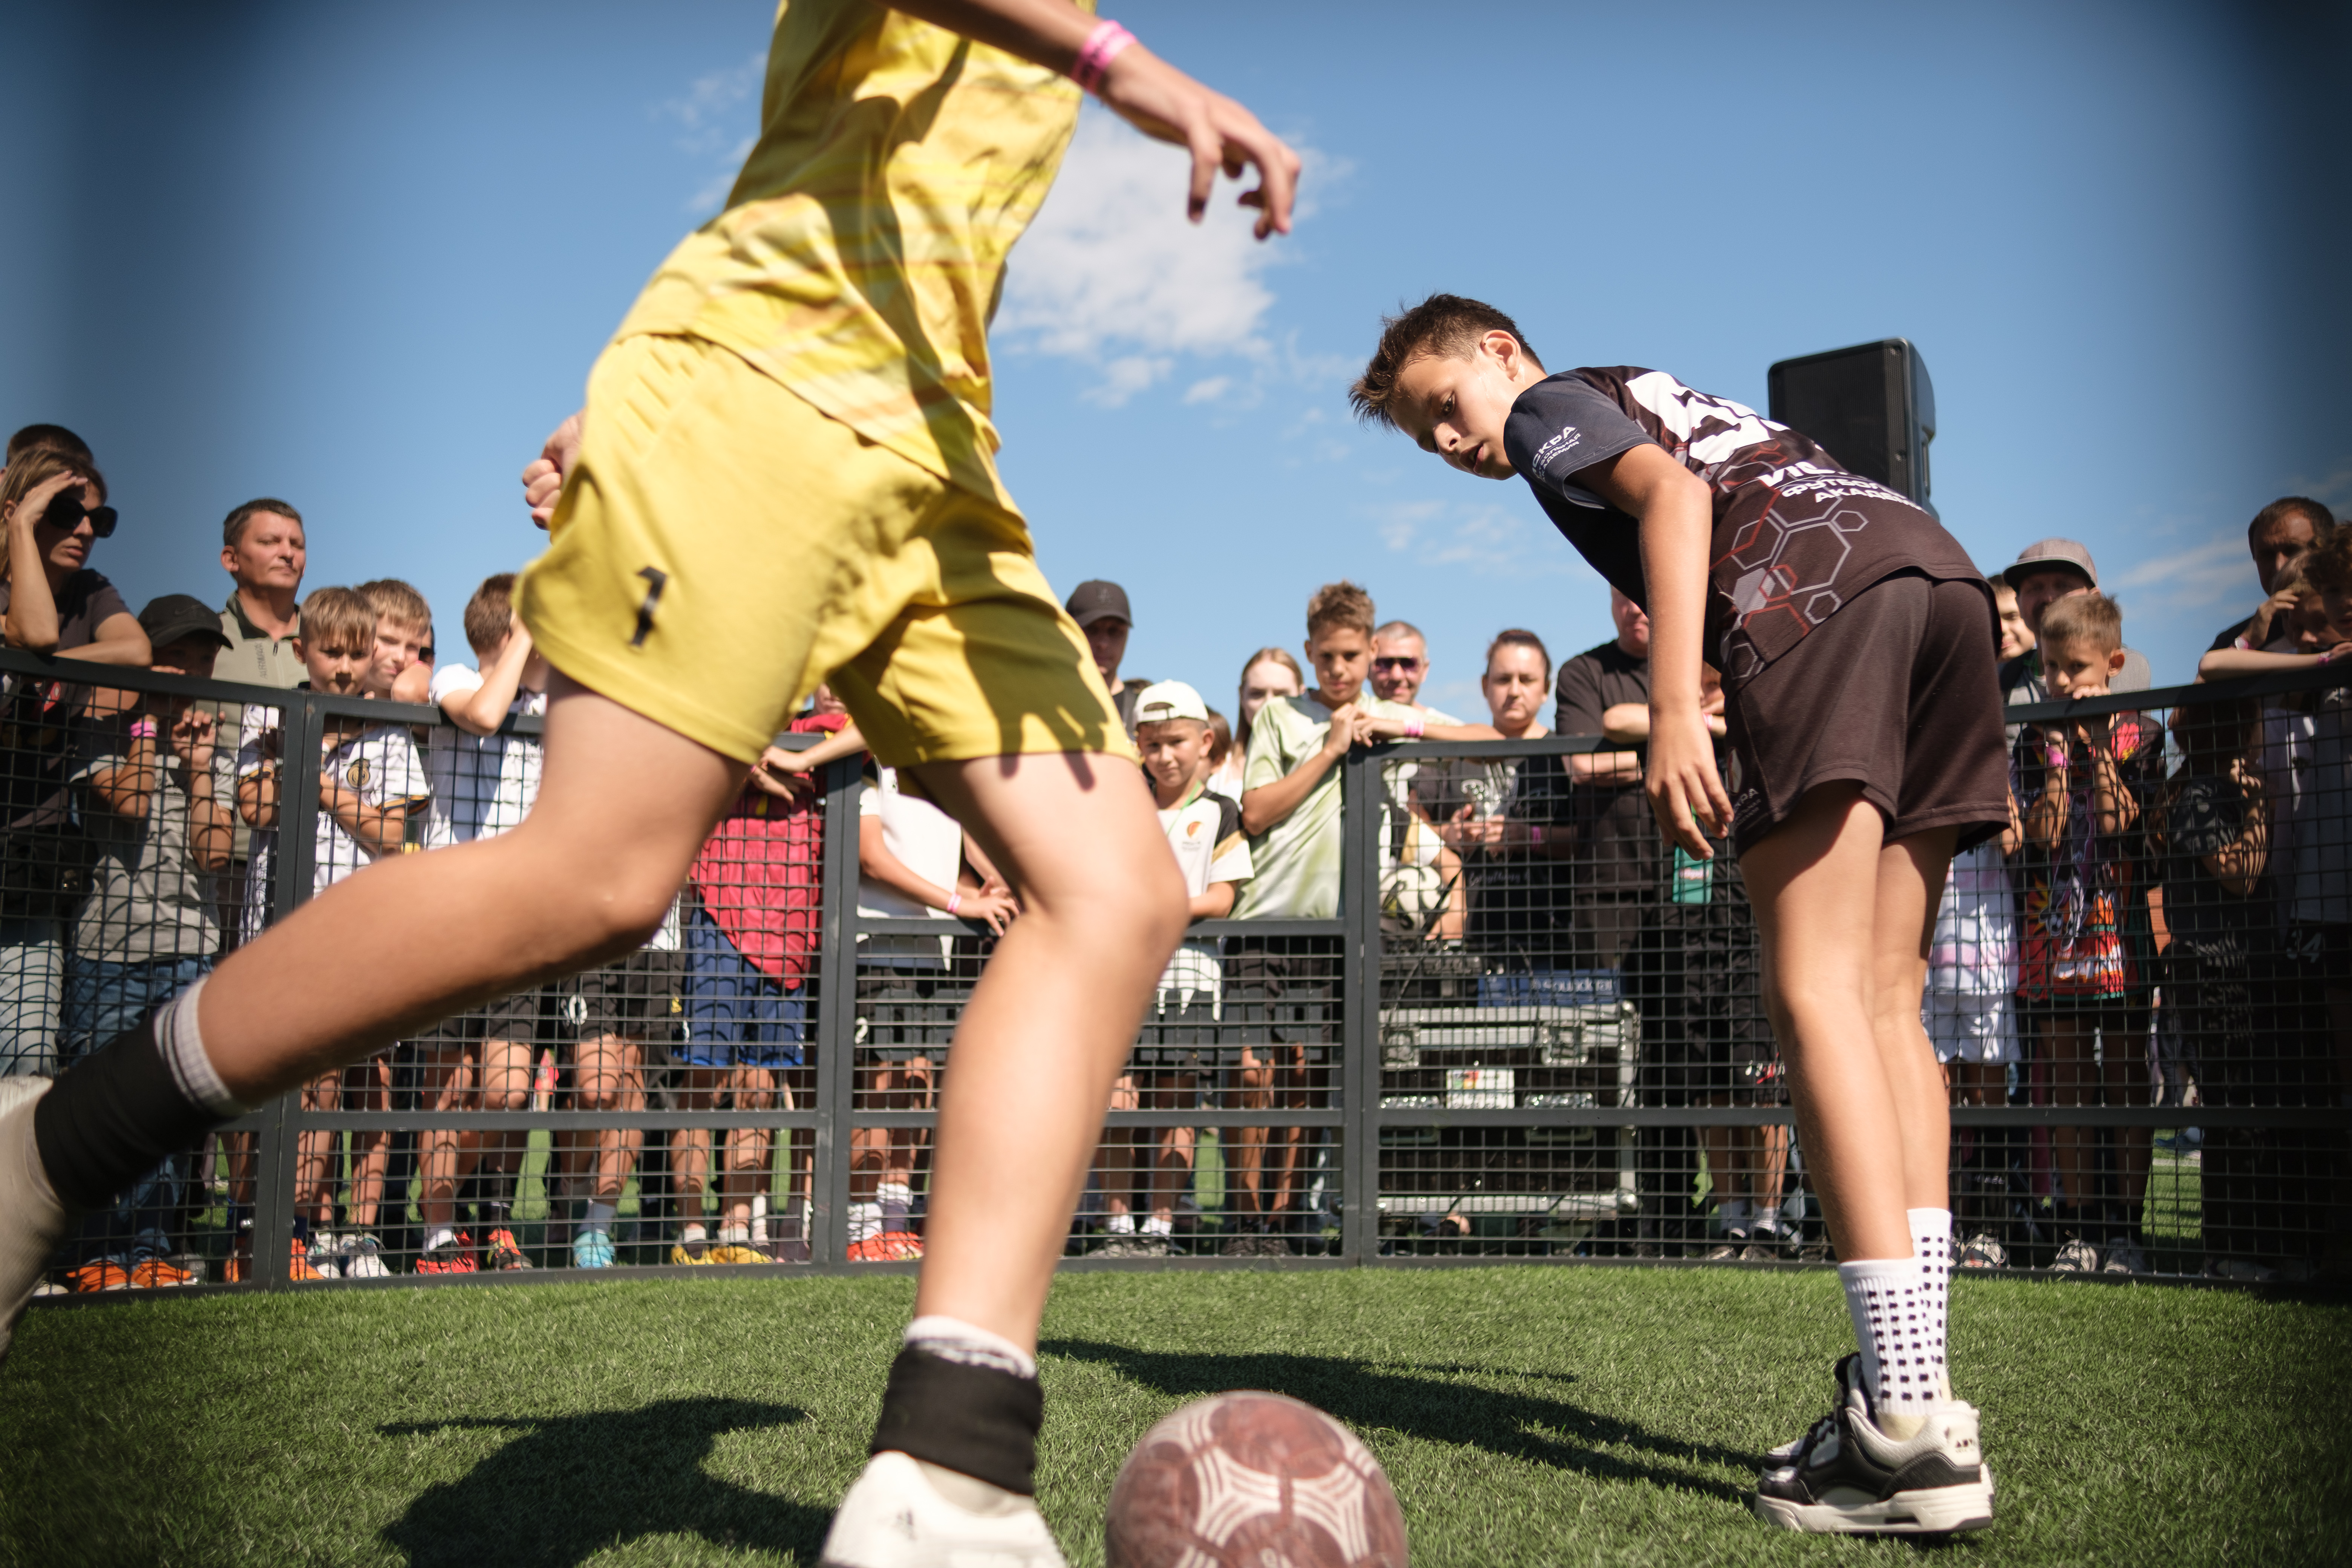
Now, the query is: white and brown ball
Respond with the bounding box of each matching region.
[1105,1391,1408,1568]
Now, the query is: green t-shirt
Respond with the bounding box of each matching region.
[1234,692,1424,919]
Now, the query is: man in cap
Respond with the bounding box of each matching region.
[2000,539,2151,706]
[1065,579,1155,737]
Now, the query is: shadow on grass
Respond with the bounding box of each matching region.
[1043,1340,1755,1504]
[378,1396,827,1566]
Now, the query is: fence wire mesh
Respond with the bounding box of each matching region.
[7,649,2346,1294]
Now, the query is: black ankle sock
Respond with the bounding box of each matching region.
[870,1346,1043,1495]
[33,1014,225,1213]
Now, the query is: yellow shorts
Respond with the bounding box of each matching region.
[516,333,1133,768]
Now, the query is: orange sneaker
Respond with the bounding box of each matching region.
[68,1259,132,1292]
[481,1228,533,1271]
[227,1242,322,1282]
[288,1239,323,1282]
[417,1232,478,1274]
[130,1256,197,1288]
[847,1231,924,1262]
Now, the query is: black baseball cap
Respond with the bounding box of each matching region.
[1065,579,1134,628]
[138,593,231,651]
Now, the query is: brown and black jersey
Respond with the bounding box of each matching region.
[1502,367,1984,681]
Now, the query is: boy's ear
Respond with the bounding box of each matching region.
[2105,647,2127,676]
[291,636,306,660]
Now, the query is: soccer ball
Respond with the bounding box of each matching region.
[1105,1391,1408,1567]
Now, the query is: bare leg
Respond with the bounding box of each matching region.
[1230,1050,1272,1222]
[195,677,745,1103]
[296,1071,338,1230]
[2102,1015,2152,1231]
[415,1048,476,1232]
[2046,1016,2098,1219]
[575,1034,645,1207]
[671,1063,718,1230]
[476,1036,535,1201]
[1150,1073,1197,1225]
[903,753,1188,1350]
[344,1056,393,1231]
[1739,784,1953,1262]
[1098,1074,1139,1224]
[723,1066,774,1231]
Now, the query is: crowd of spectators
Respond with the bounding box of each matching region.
[1,416,2345,1282]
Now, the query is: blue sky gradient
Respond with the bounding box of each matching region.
[8,1,2344,720]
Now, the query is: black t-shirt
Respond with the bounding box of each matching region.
[1501,367,1983,680]
[1112,678,1157,739]
[1,568,132,833]
[1464,756,1577,956]
[2156,772,2266,957]
[1552,639,1655,899]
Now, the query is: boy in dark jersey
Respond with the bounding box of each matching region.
[1353,296,2007,1536]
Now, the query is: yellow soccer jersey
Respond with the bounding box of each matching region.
[614,0,1089,510]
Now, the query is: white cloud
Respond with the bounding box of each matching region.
[1082,355,1171,409]
[999,106,1338,402]
[1370,499,1571,577]
[661,53,766,217]
[2112,533,2255,611]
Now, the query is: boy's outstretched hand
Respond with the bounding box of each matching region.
[1645,707,1732,860]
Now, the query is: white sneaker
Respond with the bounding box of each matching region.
[2101,1240,2149,1276]
[819,1450,1066,1567]
[1756,1354,1995,1534]
[2049,1238,2100,1273]
[0,1078,73,1364]
[307,1231,343,1280]
[343,1234,391,1279]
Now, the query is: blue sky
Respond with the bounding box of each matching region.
[8,1,2345,719]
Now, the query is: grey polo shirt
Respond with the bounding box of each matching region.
[216,594,306,691]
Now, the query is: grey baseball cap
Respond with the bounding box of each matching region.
[1065,579,1133,628]
[2002,539,2098,589]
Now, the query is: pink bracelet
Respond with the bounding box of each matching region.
[1403,717,1424,739]
[1530,825,1545,848]
[1069,19,1136,94]
[129,717,159,740]
[946,890,963,916]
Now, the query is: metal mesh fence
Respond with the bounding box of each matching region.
[8,648,2346,1294]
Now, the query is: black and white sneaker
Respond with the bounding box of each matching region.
[1754,1354,1994,1534]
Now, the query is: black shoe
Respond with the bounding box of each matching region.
[1754,1355,1995,1534]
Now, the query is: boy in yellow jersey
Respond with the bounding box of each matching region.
[2,5,1297,1564]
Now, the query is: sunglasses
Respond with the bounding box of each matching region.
[1371,656,1423,673]
[44,490,118,539]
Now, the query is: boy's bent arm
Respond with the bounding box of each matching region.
[2198,645,2345,679]
[1188,881,1237,921]
[858,814,958,911]
[1240,735,1345,837]
[1580,445,1727,856]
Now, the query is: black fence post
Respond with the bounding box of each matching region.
[250,691,323,1290]
[809,755,862,1265]
[1339,744,1381,1265]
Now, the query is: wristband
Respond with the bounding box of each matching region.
[129,717,159,740]
[1069,19,1136,94]
[1403,717,1424,739]
[1530,825,1545,848]
[2043,742,2069,771]
[946,890,963,916]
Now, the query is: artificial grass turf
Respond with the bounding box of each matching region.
[4,1268,2343,1566]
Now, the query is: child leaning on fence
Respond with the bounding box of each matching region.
[2015,591,2164,1273]
[1092,682,1253,1257]
[55,596,237,1289]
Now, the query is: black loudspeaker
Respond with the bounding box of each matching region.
[1766,339,1937,518]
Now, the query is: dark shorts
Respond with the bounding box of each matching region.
[1223,942,1335,1066]
[548,949,687,1049]
[1725,570,2008,858]
[1130,996,1219,1069]
[855,968,966,1063]
[410,988,548,1053]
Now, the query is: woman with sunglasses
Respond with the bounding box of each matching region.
[1,448,149,1078]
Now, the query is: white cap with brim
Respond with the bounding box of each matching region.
[1132,680,1210,725]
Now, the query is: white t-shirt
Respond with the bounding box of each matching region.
[1926,839,2018,996]
[857,765,962,968]
[1157,783,1253,1010]
[421,663,546,849]
[237,707,427,943]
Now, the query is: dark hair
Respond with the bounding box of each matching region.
[2249,496,2335,547]
[223,497,304,551]
[6,424,92,467]
[1204,707,1233,767]
[1485,627,1552,683]
[1349,294,1544,429]
[2305,527,2352,597]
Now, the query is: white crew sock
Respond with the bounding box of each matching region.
[159,978,247,1117]
[848,1201,882,1243]
[1106,1212,1136,1234]
[1910,1206,1954,1398]
[1839,1256,1936,1414]
[679,1222,708,1247]
[581,1200,617,1235]
[877,1181,913,1230]
[1142,1215,1174,1237]
[905,1314,1037,1380]
[1754,1204,1780,1234]
[717,1223,750,1246]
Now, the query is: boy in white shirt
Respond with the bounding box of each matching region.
[1926,793,2024,1269]
[854,764,1016,1261]
[408,574,550,1273]
[233,587,426,1280]
[1094,683,1252,1257]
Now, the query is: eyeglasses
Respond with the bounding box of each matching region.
[43,491,117,539]
[1371,657,1423,673]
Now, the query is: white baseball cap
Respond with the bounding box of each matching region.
[1132,680,1210,725]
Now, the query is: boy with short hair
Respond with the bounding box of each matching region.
[357,579,435,706]
[233,587,427,1280]
[2017,593,2163,1275]
[7,6,1295,1558]
[1353,294,2007,1533]
[1094,682,1251,1256]
[407,574,552,1274]
[58,596,237,1289]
